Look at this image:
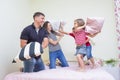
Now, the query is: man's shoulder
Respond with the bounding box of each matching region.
[24,24,33,30]
[22,24,34,32]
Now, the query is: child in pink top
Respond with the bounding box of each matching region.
[60,19,87,71]
[70,31,95,67]
[60,19,99,70]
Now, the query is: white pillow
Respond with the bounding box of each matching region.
[85,17,104,35]
[12,42,43,63]
[50,21,66,31]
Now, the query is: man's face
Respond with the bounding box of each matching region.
[35,15,45,26]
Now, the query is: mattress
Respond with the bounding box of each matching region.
[4,62,115,80]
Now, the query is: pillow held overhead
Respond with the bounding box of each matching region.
[50,21,66,31]
[85,17,104,35]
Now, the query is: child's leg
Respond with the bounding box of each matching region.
[89,58,95,67]
[76,53,80,67]
[86,46,95,67]
[76,54,85,70]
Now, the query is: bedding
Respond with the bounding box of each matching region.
[4,63,115,80]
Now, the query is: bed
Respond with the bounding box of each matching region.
[4,62,115,80]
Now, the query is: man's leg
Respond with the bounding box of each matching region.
[23,58,36,72]
[33,57,45,72]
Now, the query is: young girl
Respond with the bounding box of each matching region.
[60,19,87,71]
[43,21,69,69]
[60,19,96,70]
[61,31,95,67]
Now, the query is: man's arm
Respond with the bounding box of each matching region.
[20,39,27,48]
[42,37,49,49]
[20,27,29,48]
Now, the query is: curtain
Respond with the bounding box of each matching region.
[114,0,120,55]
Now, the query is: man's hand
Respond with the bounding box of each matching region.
[42,38,49,49]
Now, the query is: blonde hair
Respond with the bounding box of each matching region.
[74,18,85,26]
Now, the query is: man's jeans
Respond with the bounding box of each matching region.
[23,57,45,72]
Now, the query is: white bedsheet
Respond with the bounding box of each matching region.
[4,63,115,80]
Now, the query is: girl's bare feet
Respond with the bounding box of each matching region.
[77,68,85,72]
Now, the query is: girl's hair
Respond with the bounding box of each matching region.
[43,21,56,34]
[74,18,85,26]
[72,27,75,30]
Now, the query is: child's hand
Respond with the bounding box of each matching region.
[60,21,66,27]
[85,40,89,43]
[61,34,64,37]
[59,33,64,37]
[76,43,82,46]
[59,22,65,32]
[59,35,64,40]
[58,29,62,33]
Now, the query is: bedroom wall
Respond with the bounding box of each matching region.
[0,0,33,80]
[0,0,118,80]
[31,0,118,61]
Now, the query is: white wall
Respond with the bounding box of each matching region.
[32,0,118,61]
[0,0,33,80]
[0,0,118,80]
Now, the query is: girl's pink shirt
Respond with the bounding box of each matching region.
[73,29,86,45]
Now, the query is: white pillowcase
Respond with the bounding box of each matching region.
[50,21,66,31]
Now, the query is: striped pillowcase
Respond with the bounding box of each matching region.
[12,42,43,63]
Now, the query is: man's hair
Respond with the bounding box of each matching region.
[74,18,85,26]
[33,12,45,19]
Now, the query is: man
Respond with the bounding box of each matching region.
[20,12,48,72]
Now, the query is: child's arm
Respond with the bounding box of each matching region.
[55,31,64,36]
[74,26,85,32]
[85,37,90,43]
[86,36,95,45]
[59,23,69,35]
[87,31,101,37]
[59,30,69,35]
[89,38,95,46]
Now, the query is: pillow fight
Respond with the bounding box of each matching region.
[13,12,104,72]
